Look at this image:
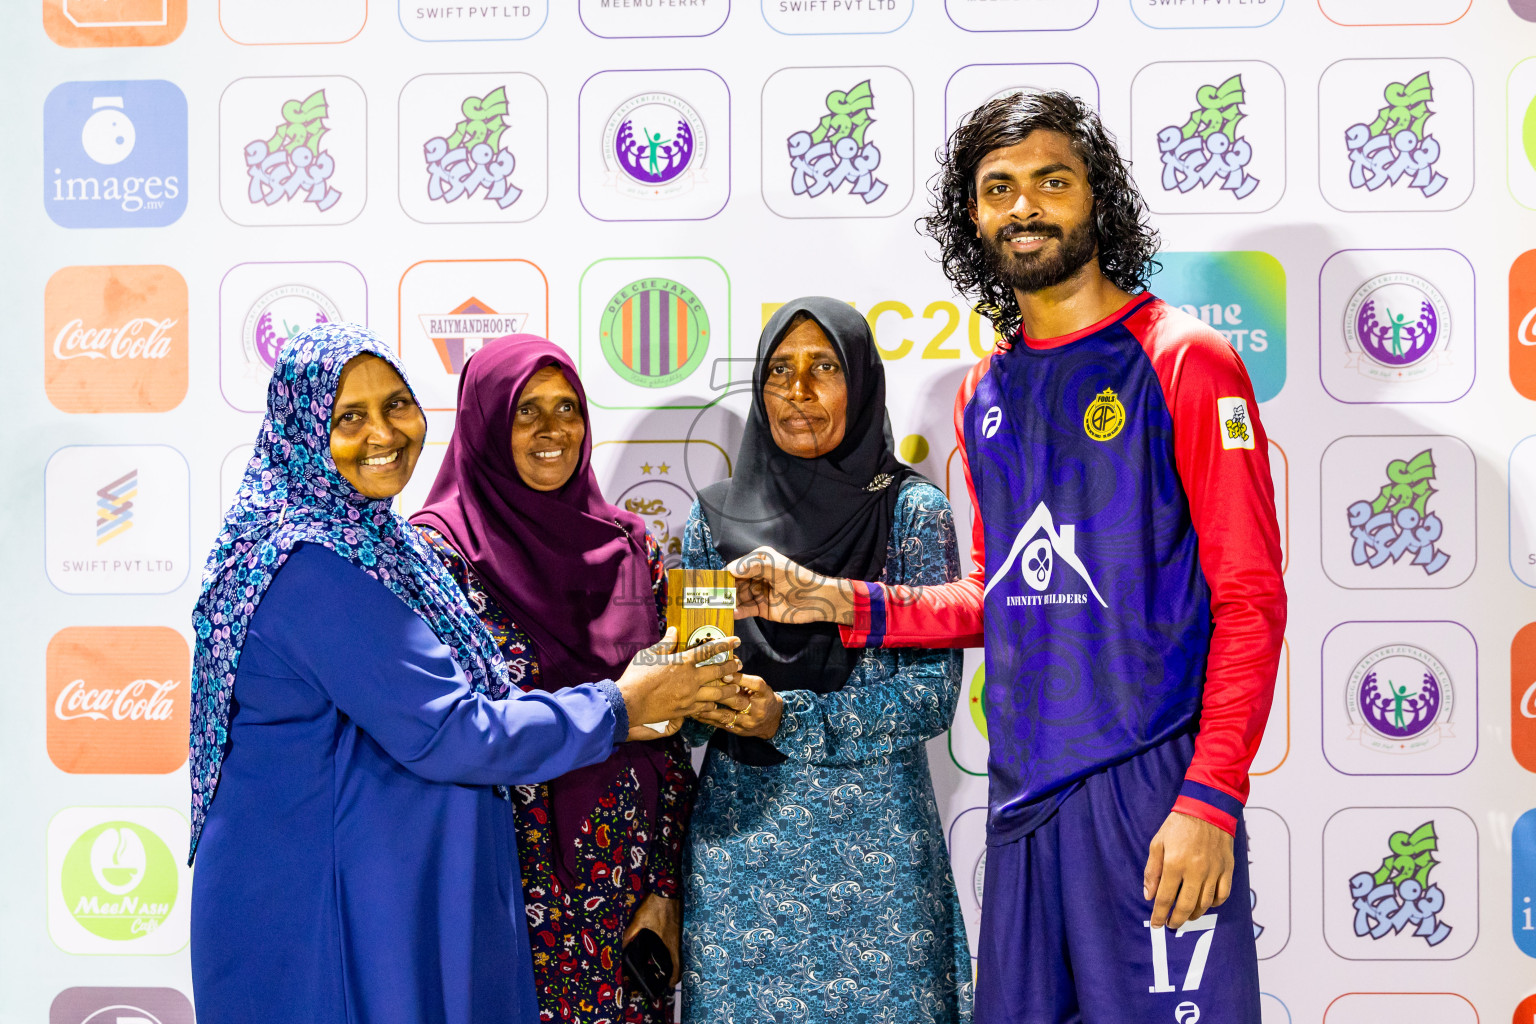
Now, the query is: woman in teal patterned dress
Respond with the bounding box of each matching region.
[679,298,973,1023]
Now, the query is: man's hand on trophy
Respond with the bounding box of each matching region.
[726,546,857,626]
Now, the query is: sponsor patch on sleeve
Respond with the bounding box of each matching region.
[1217,396,1256,450]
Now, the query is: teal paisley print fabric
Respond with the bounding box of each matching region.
[679,479,974,1023]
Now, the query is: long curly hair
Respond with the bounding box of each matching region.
[922,90,1160,338]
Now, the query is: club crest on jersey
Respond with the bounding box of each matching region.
[1082,388,1125,442]
[984,502,1108,609]
[1217,396,1255,450]
[981,405,1003,439]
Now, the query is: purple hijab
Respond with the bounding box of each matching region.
[411,336,667,888]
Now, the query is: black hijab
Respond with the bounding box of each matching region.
[699,296,917,765]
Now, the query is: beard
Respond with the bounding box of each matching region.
[980,218,1099,294]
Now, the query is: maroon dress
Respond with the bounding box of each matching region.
[419,525,695,1024]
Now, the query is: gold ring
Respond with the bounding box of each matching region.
[727,710,741,729]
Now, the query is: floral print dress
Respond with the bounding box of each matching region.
[678,480,974,1024]
[419,526,695,1024]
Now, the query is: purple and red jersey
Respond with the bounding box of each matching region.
[842,294,1287,841]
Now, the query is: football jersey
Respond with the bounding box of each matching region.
[842,293,1286,843]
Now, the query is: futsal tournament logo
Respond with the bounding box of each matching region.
[985,503,1108,609]
[244,90,342,211]
[785,80,888,204]
[1345,449,1450,576]
[241,284,342,380]
[61,820,178,940]
[598,278,710,388]
[1344,644,1454,754]
[1343,272,1450,384]
[1156,75,1260,200]
[96,469,137,545]
[422,85,522,210]
[1343,72,1447,198]
[1348,821,1453,947]
[417,298,528,375]
[601,92,706,199]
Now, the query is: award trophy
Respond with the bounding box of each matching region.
[665,568,736,659]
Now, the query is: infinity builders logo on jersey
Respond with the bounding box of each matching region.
[984,503,1107,609]
[48,807,190,955]
[44,80,186,228]
[47,627,190,775]
[43,0,187,47]
[1318,59,1472,212]
[44,265,188,414]
[1156,75,1260,200]
[50,986,194,1024]
[1345,449,1450,576]
[401,74,549,224]
[590,440,732,571]
[784,80,888,205]
[45,445,189,595]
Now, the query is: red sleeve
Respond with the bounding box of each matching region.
[839,354,990,650]
[1130,303,1288,834]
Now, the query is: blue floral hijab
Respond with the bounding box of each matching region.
[187,323,511,863]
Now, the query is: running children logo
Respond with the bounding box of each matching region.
[421,86,523,211]
[985,502,1108,608]
[245,285,340,371]
[603,93,706,200]
[1082,388,1124,441]
[1344,644,1455,754]
[1347,821,1453,947]
[599,278,710,389]
[1345,449,1450,576]
[1342,72,1447,198]
[1156,75,1260,201]
[1342,272,1450,384]
[785,80,888,205]
[244,89,342,212]
[44,80,187,228]
[418,298,528,375]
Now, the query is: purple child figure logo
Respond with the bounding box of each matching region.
[602,92,707,200]
[1342,272,1451,384]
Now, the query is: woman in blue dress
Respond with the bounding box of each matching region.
[187,324,739,1024]
[679,298,973,1023]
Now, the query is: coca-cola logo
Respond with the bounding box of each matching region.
[54,678,179,722]
[52,317,178,361]
[1521,679,1536,719]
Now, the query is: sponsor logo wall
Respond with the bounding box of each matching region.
[5,1,1533,1019]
